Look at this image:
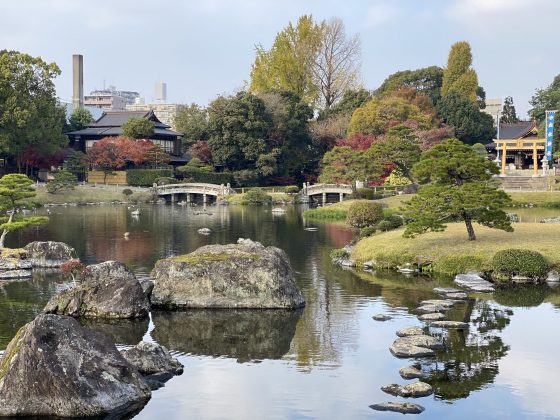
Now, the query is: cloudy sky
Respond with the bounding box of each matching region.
[2,0,559,116]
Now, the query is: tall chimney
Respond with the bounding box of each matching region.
[72,54,84,109]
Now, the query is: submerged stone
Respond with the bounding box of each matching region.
[430,320,469,329]
[372,314,393,321]
[370,402,425,414]
[433,287,461,295]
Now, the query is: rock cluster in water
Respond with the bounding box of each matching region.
[0,241,74,279]
[151,238,305,309]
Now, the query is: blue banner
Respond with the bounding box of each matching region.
[546,110,556,160]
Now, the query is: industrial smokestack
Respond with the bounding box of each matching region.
[72,54,84,109]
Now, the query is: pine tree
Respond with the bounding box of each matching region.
[500,96,519,123]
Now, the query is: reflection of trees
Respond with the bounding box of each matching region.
[151,309,302,363]
[494,285,548,308]
[79,317,149,345]
[424,300,511,400]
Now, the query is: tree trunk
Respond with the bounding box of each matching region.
[0,212,14,248]
[463,215,476,241]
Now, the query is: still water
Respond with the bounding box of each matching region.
[2,204,560,419]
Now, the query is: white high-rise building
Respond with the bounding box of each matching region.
[155,82,167,102]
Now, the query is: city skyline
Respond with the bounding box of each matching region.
[2,0,559,115]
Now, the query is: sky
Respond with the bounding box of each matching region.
[2,0,560,117]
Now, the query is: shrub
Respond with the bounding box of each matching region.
[46,170,78,194]
[178,167,232,185]
[243,188,272,205]
[432,255,485,275]
[492,249,549,280]
[360,226,377,238]
[352,187,375,200]
[284,186,300,195]
[154,177,176,185]
[330,248,348,260]
[122,188,133,197]
[233,170,259,187]
[346,201,384,228]
[127,168,174,187]
[383,214,404,229]
[376,220,394,232]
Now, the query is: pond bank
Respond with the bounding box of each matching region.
[33,185,153,205]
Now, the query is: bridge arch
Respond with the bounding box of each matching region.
[154,183,236,203]
[301,183,354,204]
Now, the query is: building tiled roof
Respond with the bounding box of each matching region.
[498,121,538,140]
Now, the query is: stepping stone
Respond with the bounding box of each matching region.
[370,402,425,414]
[372,314,392,321]
[390,341,435,358]
[381,381,434,398]
[433,287,460,295]
[420,299,458,308]
[445,292,468,299]
[418,313,446,321]
[415,304,448,314]
[396,326,424,337]
[393,335,443,350]
[430,320,469,329]
[454,273,495,293]
[399,365,428,380]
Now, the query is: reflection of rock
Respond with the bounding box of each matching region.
[370,402,425,414]
[151,238,305,309]
[79,317,149,345]
[382,381,433,397]
[151,309,302,362]
[24,241,74,267]
[0,314,151,418]
[44,261,150,319]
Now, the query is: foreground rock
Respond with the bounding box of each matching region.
[0,314,151,417]
[24,241,74,267]
[151,238,305,309]
[393,335,443,350]
[430,320,469,329]
[399,365,428,379]
[396,326,424,337]
[44,261,150,318]
[381,381,434,398]
[121,341,183,390]
[370,402,425,414]
[454,273,495,293]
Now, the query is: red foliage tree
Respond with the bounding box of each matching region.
[187,140,213,164]
[87,137,133,181]
[335,133,377,151]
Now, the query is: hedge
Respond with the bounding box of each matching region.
[178,167,232,185]
[492,249,549,280]
[127,169,174,187]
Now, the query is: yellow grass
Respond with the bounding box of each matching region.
[352,223,560,273]
[508,191,560,206]
[377,194,415,209]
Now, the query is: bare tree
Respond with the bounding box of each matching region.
[314,18,361,110]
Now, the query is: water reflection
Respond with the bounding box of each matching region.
[79,317,149,345]
[151,309,302,362]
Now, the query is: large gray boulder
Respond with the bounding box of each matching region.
[24,241,74,267]
[151,238,305,309]
[44,261,150,318]
[0,314,151,418]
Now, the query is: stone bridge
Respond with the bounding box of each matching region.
[154,183,236,203]
[301,183,354,203]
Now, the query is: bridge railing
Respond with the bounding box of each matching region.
[155,183,236,196]
[303,183,354,195]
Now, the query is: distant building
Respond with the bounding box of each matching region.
[84,87,140,110]
[154,82,167,102]
[66,110,186,165]
[126,102,184,130]
[482,98,503,125]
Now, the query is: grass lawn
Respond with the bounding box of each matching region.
[33,185,152,205]
[508,191,560,206]
[303,195,412,221]
[352,222,560,274]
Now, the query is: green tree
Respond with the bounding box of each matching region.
[367,129,422,187]
[319,146,382,184]
[250,15,323,105]
[348,96,434,136]
[500,96,519,123]
[63,151,87,180]
[46,170,78,194]
[207,92,272,171]
[376,66,444,106]
[68,107,93,132]
[529,75,560,123]
[441,41,479,104]
[0,50,67,171]
[0,174,48,247]
[437,92,495,144]
[174,103,209,147]
[122,118,154,139]
[318,88,371,120]
[402,138,512,241]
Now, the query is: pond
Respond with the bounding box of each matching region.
[2,204,560,419]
